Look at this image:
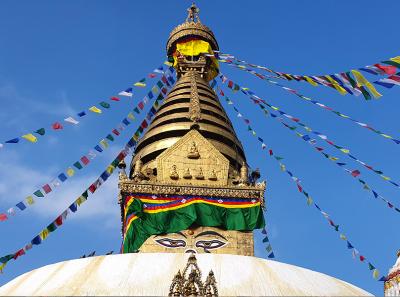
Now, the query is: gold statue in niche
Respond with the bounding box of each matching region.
[170,165,179,180]
[183,168,192,179]
[195,167,204,180]
[208,169,217,181]
[187,141,200,159]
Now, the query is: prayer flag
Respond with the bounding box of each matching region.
[100,101,110,109]
[351,170,360,177]
[106,134,114,142]
[351,70,382,99]
[94,145,103,152]
[58,173,67,182]
[16,202,26,211]
[373,269,379,279]
[55,215,63,226]
[74,161,83,169]
[64,117,79,124]
[111,96,120,101]
[89,183,97,193]
[69,202,78,212]
[22,133,37,143]
[35,128,45,135]
[81,156,90,165]
[26,196,34,205]
[47,222,57,232]
[39,229,49,240]
[77,111,86,117]
[66,167,75,177]
[42,184,52,194]
[5,138,19,143]
[112,129,120,136]
[122,118,130,126]
[119,88,133,97]
[134,81,146,87]
[34,190,44,198]
[52,122,63,130]
[100,139,109,149]
[127,112,135,120]
[31,235,42,245]
[89,106,102,114]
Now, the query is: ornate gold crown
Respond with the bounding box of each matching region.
[166,3,219,56]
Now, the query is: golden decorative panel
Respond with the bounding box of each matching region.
[156,129,229,186]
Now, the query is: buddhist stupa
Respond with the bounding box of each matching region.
[0,4,372,296]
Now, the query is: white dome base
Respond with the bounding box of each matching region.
[0,253,371,296]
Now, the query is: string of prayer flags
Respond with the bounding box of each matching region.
[217,51,400,99]
[225,62,400,145]
[0,74,169,271]
[0,74,174,223]
[0,64,171,149]
[261,225,275,259]
[218,73,400,192]
[215,84,383,281]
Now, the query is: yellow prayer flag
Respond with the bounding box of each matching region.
[325,75,347,95]
[340,148,350,154]
[134,82,146,87]
[340,234,347,240]
[89,106,102,114]
[0,262,6,273]
[381,134,392,139]
[280,164,286,171]
[304,76,318,87]
[306,197,313,206]
[252,130,256,136]
[127,113,135,120]
[164,61,173,66]
[106,165,115,174]
[22,133,38,143]
[329,157,339,161]
[351,70,382,98]
[100,139,109,149]
[76,196,87,206]
[390,56,400,63]
[381,175,391,181]
[373,269,379,279]
[40,229,49,240]
[26,196,35,205]
[151,86,158,94]
[66,167,75,177]
[271,106,279,111]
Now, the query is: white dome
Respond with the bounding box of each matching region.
[0,253,371,296]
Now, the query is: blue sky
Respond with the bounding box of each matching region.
[0,0,399,295]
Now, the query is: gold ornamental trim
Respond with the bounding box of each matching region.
[119,181,266,204]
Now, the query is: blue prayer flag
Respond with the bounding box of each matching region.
[58,173,67,182]
[16,202,26,211]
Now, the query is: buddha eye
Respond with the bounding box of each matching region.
[195,239,226,250]
[155,238,186,248]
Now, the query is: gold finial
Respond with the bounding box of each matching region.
[186,2,200,23]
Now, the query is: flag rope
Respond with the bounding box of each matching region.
[0,64,172,149]
[218,73,400,193]
[213,84,384,281]
[0,82,170,272]
[0,70,175,223]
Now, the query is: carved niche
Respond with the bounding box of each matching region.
[156,129,229,186]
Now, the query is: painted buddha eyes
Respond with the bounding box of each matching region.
[155,238,186,248]
[195,239,226,251]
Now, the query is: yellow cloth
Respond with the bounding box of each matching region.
[89,106,102,113]
[304,76,318,86]
[127,112,135,120]
[40,229,49,240]
[325,75,347,95]
[351,70,382,98]
[134,82,146,87]
[174,39,219,81]
[66,168,75,177]
[22,133,38,143]
[26,196,35,205]
[390,56,400,63]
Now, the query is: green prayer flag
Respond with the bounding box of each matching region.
[35,128,46,136]
[368,263,375,270]
[157,81,163,89]
[47,222,57,232]
[73,161,83,170]
[100,101,110,109]
[106,134,114,142]
[266,244,273,253]
[33,190,44,198]
[134,107,140,114]
[274,156,283,161]
[82,190,89,198]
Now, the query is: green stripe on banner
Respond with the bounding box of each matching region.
[123,199,265,252]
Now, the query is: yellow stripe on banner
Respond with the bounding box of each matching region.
[325,75,347,95]
[304,76,318,86]
[351,70,382,98]
[124,215,139,239]
[144,200,260,214]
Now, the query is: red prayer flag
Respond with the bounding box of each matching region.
[42,184,52,194]
[219,90,224,96]
[0,213,7,221]
[112,129,120,136]
[89,184,97,193]
[148,73,157,78]
[269,149,273,156]
[228,81,234,89]
[55,215,63,226]
[81,156,90,165]
[138,101,144,110]
[359,255,366,262]
[141,120,148,129]
[52,122,63,130]
[374,64,397,75]
[111,97,120,101]
[297,184,303,192]
[351,170,361,177]
[13,249,25,260]
[162,87,168,95]
[316,147,324,151]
